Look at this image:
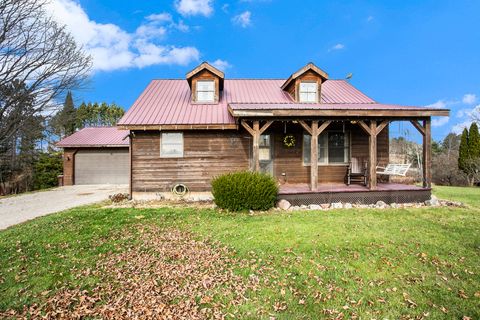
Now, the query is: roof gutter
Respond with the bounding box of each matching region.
[229,108,450,118]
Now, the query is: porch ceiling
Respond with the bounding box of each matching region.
[228,103,449,118]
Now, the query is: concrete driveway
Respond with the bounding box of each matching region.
[0,185,128,230]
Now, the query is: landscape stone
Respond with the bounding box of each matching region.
[375,200,387,208]
[277,199,292,210]
[343,203,353,209]
[429,195,440,206]
[308,204,322,210]
[331,202,343,209]
[320,203,330,209]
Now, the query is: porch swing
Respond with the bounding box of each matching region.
[376,121,413,177]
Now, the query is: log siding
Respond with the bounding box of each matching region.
[130,123,389,192]
[131,130,251,192]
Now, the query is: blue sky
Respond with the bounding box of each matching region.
[47,0,480,141]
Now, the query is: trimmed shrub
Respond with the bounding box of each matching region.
[211,171,279,211]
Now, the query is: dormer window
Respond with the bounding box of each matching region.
[299,82,318,103]
[281,63,328,103]
[186,62,225,104]
[196,80,215,102]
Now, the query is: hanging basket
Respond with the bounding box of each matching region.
[283,135,296,148]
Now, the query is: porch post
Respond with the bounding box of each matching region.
[310,121,319,191]
[252,120,260,172]
[368,120,378,190]
[423,117,432,188]
[241,120,273,172]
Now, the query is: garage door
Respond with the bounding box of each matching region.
[74,149,129,184]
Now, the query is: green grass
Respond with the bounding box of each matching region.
[1,187,479,319]
[433,185,480,206]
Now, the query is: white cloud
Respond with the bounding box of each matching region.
[432,116,449,127]
[175,0,214,17]
[426,101,450,127]
[146,13,173,23]
[133,41,199,68]
[452,121,473,134]
[232,11,252,28]
[367,15,374,22]
[456,109,469,118]
[462,93,477,105]
[135,24,168,39]
[329,43,345,51]
[451,105,479,133]
[146,12,190,32]
[209,59,231,71]
[425,100,447,109]
[174,20,190,32]
[47,0,199,72]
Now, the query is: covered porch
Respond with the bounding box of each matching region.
[231,105,448,203]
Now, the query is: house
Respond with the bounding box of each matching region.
[57,127,129,185]
[61,62,449,204]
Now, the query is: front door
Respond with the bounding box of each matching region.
[259,134,274,175]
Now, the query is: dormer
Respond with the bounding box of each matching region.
[281,62,329,103]
[186,62,224,104]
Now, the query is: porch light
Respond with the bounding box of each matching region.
[350,120,358,124]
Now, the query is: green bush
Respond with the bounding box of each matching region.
[211,171,279,211]
[33,152,63,190]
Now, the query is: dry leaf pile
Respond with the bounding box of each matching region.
[2,226,255,319]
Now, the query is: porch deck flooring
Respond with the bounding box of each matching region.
[279,183,427,195]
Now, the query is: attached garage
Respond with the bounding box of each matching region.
[57,127,130,186]
[74,149,129,184]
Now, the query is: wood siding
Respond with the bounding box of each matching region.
[63,148,76,186]
[131,122,389,192]
[131,131,250,192]
[267,122,388,184]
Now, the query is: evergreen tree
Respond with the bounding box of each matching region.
[51,91,76,138]
[63,91,76,135]
[468,122,480,158]
[458,128,469,172]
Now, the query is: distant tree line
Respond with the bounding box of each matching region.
[50,92,125,139]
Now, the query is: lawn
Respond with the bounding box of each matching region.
[0,186,479,319]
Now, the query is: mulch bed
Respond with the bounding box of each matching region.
[2,226,255,319]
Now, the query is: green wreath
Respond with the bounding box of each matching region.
[283,135,296,148]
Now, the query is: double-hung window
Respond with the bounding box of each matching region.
[299,82,318,103]
[303,131,350,165]
[160,133,183,158]
[196,80,215,102]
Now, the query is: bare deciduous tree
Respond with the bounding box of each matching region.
[469,106,480,124]
[0,0,92,145]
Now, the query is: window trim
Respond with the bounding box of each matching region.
[298,81,318,103]
[196,79,215,103]
[160,132,184,158]
[302,130,351,166]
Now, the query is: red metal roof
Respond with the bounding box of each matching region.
[118,79,377,126]
[228,103,431,111]
[56,127,129,148]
